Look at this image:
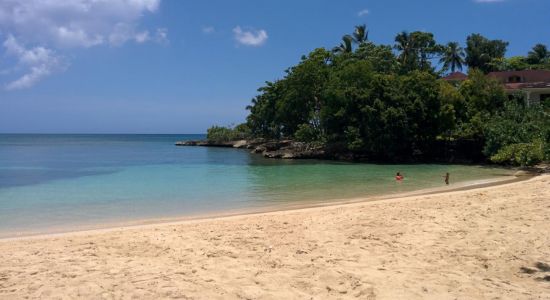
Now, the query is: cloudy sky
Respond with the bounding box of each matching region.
[1,0,549,133]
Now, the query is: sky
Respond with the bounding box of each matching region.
[0,0,549,134]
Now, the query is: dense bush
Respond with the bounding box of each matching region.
[294,123,322,143]
[490,140,545,166]
[238,26,550,165]
[482,100,549,161]
[206,123,251,143]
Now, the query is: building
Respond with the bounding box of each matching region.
[443,70,550,106]
[487,70,550,106]
[442,71,468,82]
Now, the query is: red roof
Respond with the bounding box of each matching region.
[503,82,550,90]
[442,72,468,81]
[487,70,550,83]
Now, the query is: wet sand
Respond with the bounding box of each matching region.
[0,175,549,299]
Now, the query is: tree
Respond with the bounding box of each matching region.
[206,123,251,143]
[247,48,331,138]
[483,100,549,165]
[439,42,465,73]
[394,31,415,70]
[242,27,547,164]
[465,33,508,73]
[246,80,286,138]
[352,25,369,46]
[456,69,507,139]
[527,43,549,65]
[488,56,529,71]
[332,35,353,54]
[355,42,399,74]
[394,31,442,73]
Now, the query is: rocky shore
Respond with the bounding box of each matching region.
[175,139,328,159]
[175,140,550,171]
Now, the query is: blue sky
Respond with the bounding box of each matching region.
[1,0,549,134]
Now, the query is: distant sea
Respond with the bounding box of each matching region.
[0,134,515,237]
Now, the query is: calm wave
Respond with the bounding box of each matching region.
[0,134,514,237]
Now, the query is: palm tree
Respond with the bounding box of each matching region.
[439,42,465,73]
[332,35,354,54]
[394,31,414,65]
[527,44,549,64]
[352,25,369,45]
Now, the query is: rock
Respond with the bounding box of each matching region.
[176,138,329,160]
[175,140,198,146]
[232,140,248,148]
[514,170,532,176]
[263,140,292,151]
[174,140,234,148]
[252,145,266,154]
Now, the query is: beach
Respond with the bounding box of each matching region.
[1,175,549,299]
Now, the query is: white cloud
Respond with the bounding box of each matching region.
[154,28,168,44]
[358,9,370,16]
[202,26,215,34]
[474,0,505,3]
[233,26,268,47]
[135,31,151,44]
[0,0,165,90]
[3,35,66,90]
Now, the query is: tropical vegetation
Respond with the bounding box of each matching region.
[208,26,550,166]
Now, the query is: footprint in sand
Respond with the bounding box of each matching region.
[520,262,550,282]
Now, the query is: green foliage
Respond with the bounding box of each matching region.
[344,126,364,152]
[482,100,550,159]
[332,35,354,54]
[489,56,530,71]
[294,123,322,143]
[465,33,508,73]
[206,123,251,143]
[542,97,550,112]
[394,31,443,73]
[355,42,398,73]
[490,140,545,166]
[240,25,549,164]
[456,69,507,139]
[206,126,234,143]
[247,48,331,139]
[527,44,549,65]
[440,42,465,73]
[351,25,369,46]
[487,44,550,71]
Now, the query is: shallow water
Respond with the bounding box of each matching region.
[0,134,514,236]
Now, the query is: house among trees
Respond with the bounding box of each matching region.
[488,70,550,106]
[442,71,468,82]
[443,70,550,106]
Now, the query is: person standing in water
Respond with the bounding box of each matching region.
[444,172,450,185]
[395,172,404,182]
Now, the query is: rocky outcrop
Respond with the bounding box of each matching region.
[175,140,234,147]
[175,139,327,159]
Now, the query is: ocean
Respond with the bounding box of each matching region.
[0,134,514,237]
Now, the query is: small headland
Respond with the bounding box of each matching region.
[175,139,327,159]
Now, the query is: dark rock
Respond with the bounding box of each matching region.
[176,139,329,160]
[175,140,199,146]
[252,145,266,154]
[174,140,234,147]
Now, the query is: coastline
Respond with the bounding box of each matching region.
[1,174,548,299]
[0,173,530,241]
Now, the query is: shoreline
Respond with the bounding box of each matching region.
[1,173,548,299]
[0,173,533,241]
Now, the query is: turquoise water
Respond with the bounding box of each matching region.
[0,134,514,237]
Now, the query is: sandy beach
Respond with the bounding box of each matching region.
[1,175,549,299]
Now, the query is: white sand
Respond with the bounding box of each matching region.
[1,175,549,299]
